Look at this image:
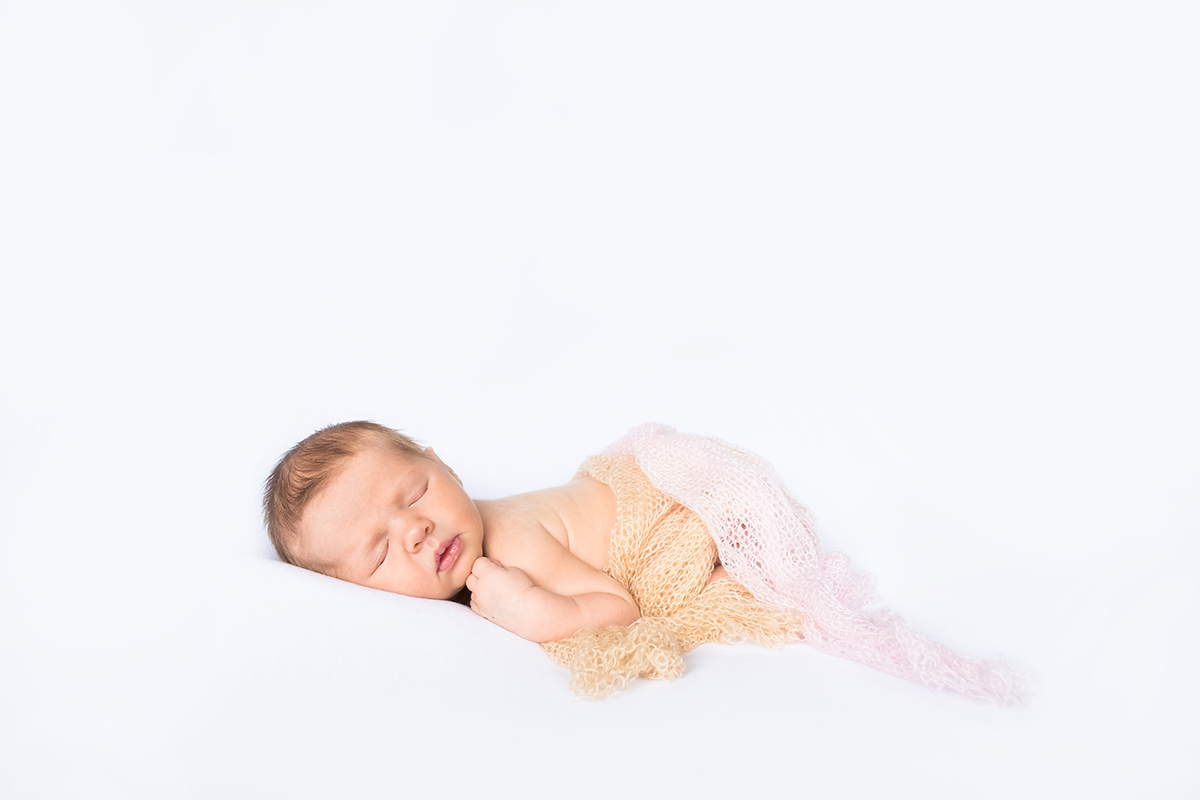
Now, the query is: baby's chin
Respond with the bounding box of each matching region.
[431,552,477,600]
[434,580,467,601]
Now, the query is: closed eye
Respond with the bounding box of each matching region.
[411,481,428,505]
[372,540,389,574]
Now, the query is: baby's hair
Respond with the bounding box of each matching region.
[263,421,425,567]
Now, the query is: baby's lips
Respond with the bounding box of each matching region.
[436,535,463,572]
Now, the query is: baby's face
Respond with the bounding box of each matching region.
[294,441,484,600]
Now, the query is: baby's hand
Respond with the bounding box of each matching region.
[466,557,543,637]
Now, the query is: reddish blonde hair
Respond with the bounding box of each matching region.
[263,421,425,567]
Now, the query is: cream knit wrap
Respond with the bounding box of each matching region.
[543,424,1022,705]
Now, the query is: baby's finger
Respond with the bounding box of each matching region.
[469,598,492,622]
[471,556,500,575]
[466,572,478,592]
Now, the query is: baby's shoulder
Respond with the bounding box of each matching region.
[480,478,616,573]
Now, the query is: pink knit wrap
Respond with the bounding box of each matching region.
[605,423,1023,705]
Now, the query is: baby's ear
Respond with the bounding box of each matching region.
[424,447,463,486]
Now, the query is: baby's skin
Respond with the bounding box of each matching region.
[294,439,642,642]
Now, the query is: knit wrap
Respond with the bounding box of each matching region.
[544,424,1023,705]
[541,451,801,698]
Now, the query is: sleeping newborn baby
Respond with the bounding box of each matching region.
[265,420,1022,703]
[264,420,643,642]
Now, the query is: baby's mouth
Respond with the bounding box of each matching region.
[437,535,462,573]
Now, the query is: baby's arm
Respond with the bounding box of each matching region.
[467,554,639,643]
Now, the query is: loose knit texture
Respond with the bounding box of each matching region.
[541,453,803,699]
[543,424,1024,705]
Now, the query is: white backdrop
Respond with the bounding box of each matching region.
[2,2,1197,798]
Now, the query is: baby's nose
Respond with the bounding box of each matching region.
[402,517,431,552]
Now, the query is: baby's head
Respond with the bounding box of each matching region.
[263,421,483,600]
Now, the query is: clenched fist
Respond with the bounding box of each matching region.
[466,556,544,637]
